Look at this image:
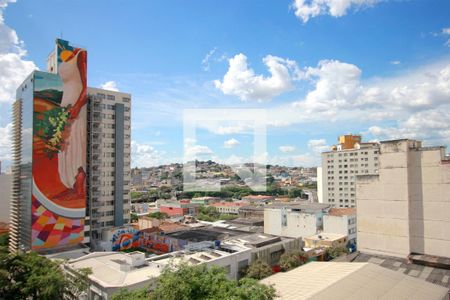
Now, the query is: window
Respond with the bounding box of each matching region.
[97,93,105,99]
[123,97,131,103]
[107,94,115,100]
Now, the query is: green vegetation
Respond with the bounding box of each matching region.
[279,250,308,271]
[325,246,349,260]
[112,264,276,300]
[148,212,169,220]
[196,206,238,222]
[131,213,139,222]
[0,233,92,299]
[243,260,273,280]
[179,185,303,200]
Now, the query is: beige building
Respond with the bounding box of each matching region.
[357,139,450,258]
[264,203,330,238]
[87,87,132,246]
[304,233,347,249]
[319,134,379,208]
[323,208,357,245]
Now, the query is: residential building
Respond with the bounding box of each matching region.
[323,208,357,245]
[357,139,450,259]
[319,134,380,208]
[260,262,449,300]
[263,203,330,238]
[241,195,274,204]
[9,39,131,253]
[210,201,247,214]
[238,205,264,219]
[303,233,347,249]
[190,196,220,205]
[87,87,132,245]
[159,200,200,217]
[0,174,12,223]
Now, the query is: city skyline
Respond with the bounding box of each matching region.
[0,0,449,170]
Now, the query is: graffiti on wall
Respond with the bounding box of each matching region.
[111,227,141,251]
[140,231,189,253]
[31,39,87,250]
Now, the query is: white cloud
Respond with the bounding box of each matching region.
[369,109,450,145]
[279,145,296,153]
[442,28,450,47]
[308,139,329,153]
[292,0,381,23]
[0,122,12,161]
[390,60,401,65]
[224,138,240,148]
[201,47,217,71]
[100,80,119,92]
[214,53,302,101]
[293,59,363,113]
[131,140,169,167]
[0,0,37,104]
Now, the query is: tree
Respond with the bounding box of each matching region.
[0,249,91,299]
[287,188,303,199]
[148,212,168,220]
[131,213,139,222]
[279,250,308,271]
[244,260,273,280]
[111,264,275,300]
[325,246,349,260]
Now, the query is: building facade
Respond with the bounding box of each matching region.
[87,87,131,245]
[357,139,450,258]
[323,208,357,245]
[10,39,131,253]
[264,203,330,238]
[319,134,379,208]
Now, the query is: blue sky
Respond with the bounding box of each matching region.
[0,0,449,169]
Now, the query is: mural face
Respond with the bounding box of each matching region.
[111,227,141,251]
[31,39,87,250]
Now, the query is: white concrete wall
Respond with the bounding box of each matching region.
[264,208,317,238]
[357,140,450,258]
[323,214,356,244]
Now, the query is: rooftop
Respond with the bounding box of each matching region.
[67,252,162,288]
[328,207,356,216]
[305,233,347,241]
[260,262,449,300]
[353,252,450,289]
[210,201,247,207]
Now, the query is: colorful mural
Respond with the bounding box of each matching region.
[111,227,141,251]
[31,39,87,250]
[140,231,189,253]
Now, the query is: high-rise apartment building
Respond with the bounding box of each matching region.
[357,139,450,258]
[9,39,131,253]
[87,87,131,244]
[318,135,379,208]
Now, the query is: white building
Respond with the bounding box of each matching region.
[357,139,450,258]
[323,208,357,245]
[87,87,132,246]
[264,203,330,238]
[66,243,252,299]
[319,134,379,208]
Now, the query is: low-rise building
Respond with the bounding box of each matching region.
[159,201,200,217]
[303,233,347,249]
[264,203,330,238]
[323,208,357,245]
[190,196,220,205]
[241,195,274,204]
[210,202,247,214]
[238,205,264,219]
[0,174,11,223]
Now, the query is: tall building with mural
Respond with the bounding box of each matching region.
[10,39,131,253]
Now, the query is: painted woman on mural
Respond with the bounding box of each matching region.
[57,45,87,199]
